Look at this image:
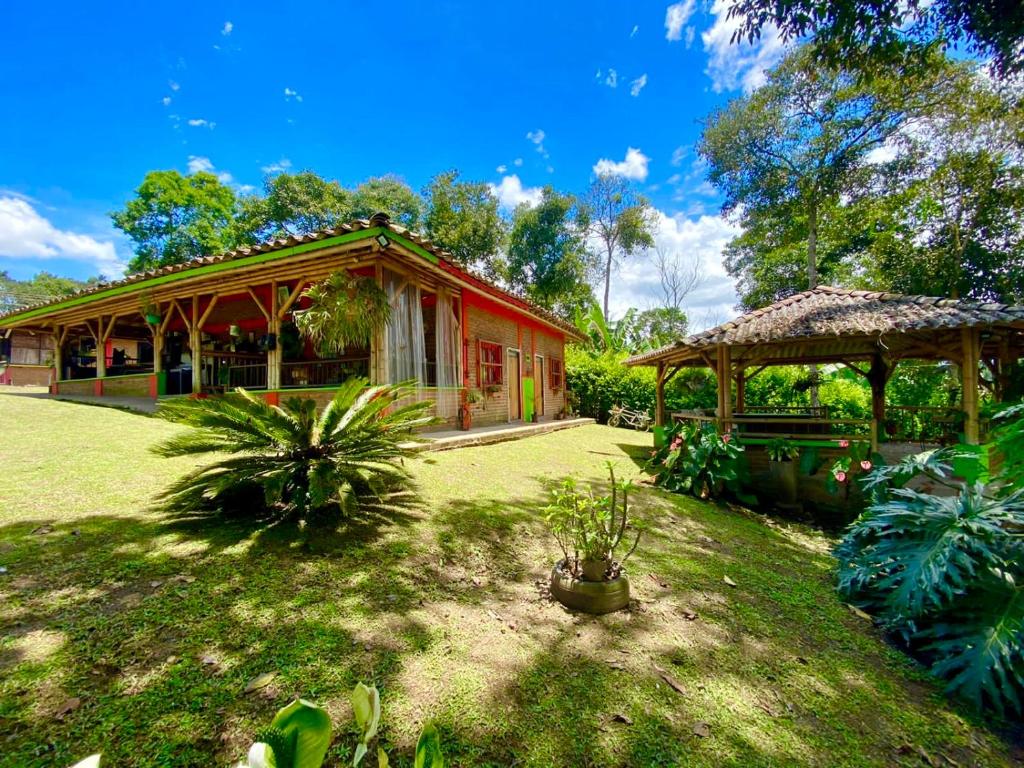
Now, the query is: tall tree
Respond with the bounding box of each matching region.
[653,246,705,310]
[728,0,1024,79]
[350,175,424,229]
[700,45,952,297]
[422,170,507,279]
[111,170,239,272]
[506,188,592,317]
[234,171,353,244]
[579,175,656,321]
[623,306,689,350]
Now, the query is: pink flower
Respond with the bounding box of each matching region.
[835,471,847,483]
[860,460,872,471]
[722,433,731,443]
[838,439,850,448]
[670,437,683,450]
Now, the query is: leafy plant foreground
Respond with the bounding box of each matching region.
[0,391,1020,767]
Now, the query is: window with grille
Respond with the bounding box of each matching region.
[479,341,503,387]
[549,358,563,391]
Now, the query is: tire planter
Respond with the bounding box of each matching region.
[549,560,630,615]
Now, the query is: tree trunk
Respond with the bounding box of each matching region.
[603,246,613,322]
[806,197,820,409]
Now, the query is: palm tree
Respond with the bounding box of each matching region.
[152,378,436,523]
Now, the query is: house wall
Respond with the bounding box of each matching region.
[0,365,53,386]
[102,373,151,397]
[464,291,566,427]
[56,379,96,396]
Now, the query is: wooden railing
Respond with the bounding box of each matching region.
[282,358,368,388]
[227,363,268,389]
[673,411,878,449]
[742,405,830,419]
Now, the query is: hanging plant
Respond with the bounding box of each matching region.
[293,272,391,356]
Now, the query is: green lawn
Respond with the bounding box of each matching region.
[0,390,1019,767]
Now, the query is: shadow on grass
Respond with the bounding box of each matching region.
[1,474,1020,767]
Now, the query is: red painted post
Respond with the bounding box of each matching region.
[93,379,103,396]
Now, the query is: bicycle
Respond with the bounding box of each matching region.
[607,404,652,431]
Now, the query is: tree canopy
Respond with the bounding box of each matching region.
[421,170,507,280]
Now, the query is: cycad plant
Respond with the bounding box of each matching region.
[836,448,1024,714]
[152,378,435,523]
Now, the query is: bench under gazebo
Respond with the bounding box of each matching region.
[624,286,1024,454]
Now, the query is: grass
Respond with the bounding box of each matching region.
[0,388,1020,767]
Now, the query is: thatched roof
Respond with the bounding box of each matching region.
[625,286,1024,367]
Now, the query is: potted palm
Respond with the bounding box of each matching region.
[545,463,640,614]
[140,291,161,326]
[459,388,482,430]
[766,437,799,505]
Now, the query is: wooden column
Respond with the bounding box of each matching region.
[735,370,746,414]
[53,326,64,383]
[721,344,732,428]
[190,296,202,395]
[268,281,281,391]
[655,362,666,427]
[95,317,107,379]
[867,354,890,444]
[961,328,981,444]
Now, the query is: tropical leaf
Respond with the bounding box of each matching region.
[293,272,391,356]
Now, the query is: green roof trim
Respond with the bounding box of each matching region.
[1,226,409,325]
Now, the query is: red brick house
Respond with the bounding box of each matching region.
[0,214,581,429]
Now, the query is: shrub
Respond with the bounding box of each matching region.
[647,420,752,502]
[836,448,1024,714]
[152,378,435,524]
[545,462,640,579]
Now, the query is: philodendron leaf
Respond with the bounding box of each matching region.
[351,683,381,743]
[69,757,101,768]
[269,699,332,768]
[414,723,445,768]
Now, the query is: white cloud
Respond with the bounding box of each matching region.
[865,143,899,165]
[667,173,682,185]
[0,197,126,277]
[604,68,618,88]
[629,73,648,97]
[702,0,787,93]
[284,87,303,102]
[221,21,233,35]
[187,118,216,129]
[665,0,696,41]
[261,158,293,174]
[161,96,172,106]
[187,155,234,184]
[513,158,523,167]
[526,129,545,145]
[169,80,180,91]
[489,175,543,209]
[670,145,687,166]
[685,26,695,48]
[593,147,650,181]
[630,25,639,38]
[496,164,507,173]
[608,209,741,330]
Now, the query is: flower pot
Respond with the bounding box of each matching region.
[769,459,799,505]
[145,313,161,325]
[549,560,630,615]
[458,407,472,431]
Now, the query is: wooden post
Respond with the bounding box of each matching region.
[735,370,746,414]
[867,354,889,444]
[720,344,732,430]
[95,317,107,379]
[190,296,202,395]
[268,281,281,391]
[961,328,980,444]
[53,326,63,383]
[655,362,666,427]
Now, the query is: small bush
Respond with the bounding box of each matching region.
[647,420,752,502]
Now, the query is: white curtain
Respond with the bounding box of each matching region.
[384,269,426,385]
[434,289,461,416]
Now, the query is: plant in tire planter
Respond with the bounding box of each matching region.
[766,437,800,505]
[545,462,641,614]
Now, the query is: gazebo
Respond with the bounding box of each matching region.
[624,286,1024,450]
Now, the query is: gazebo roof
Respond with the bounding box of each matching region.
[625,286,1024,368]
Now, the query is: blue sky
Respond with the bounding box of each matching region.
[0,1,788,324]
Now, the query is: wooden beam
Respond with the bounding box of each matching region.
[277,278,309,319]
[83,320,98,341]
[58,325,70,346]
[663,364,684,386]
[247,287,270,321]
[95,317,106,378]
[191,295,202,394]
[197,294,220,329]
[172,299,192,332]
[655,362,666,427]
[840,358,870,378]
[102,313,122,343]
[721,344,733,426]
